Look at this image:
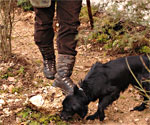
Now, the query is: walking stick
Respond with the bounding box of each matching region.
[86,0,94,29]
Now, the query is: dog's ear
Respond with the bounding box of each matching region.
[73,85,79,94]
[79,79,83,86]
[74,85,85,97]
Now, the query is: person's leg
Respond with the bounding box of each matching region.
[34,1,56,79]
[53,0,82,94]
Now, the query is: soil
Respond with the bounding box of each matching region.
[0,8,150,125]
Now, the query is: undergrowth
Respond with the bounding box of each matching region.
[17,107,68,125]
[78,2,150,54]
[17,0,33,11]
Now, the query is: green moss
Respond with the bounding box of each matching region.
[39,115,49,123]
[0,65,26,80]
[139,46,150,53]
[120,95,126,99]
[12,87,23,94]
[35,60,42,65]
[17,107,68,124]
[56,122,70,125]
[0,89,8,93]
[31,112,41,119]
[17,107,32,119]
[29,121,40,125]
[0,68,14,79]
[17,0,33,11]
[1,74,9,79]
[17,66,25,75]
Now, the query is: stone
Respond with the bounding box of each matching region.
[29,95,44,107]
[0,99,5,105]
[8,77,15,82]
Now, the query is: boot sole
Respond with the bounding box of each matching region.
[45,75,55,80]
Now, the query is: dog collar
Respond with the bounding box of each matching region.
[77,84,88,99]
[77,84,84,91]
[79,87,84,91]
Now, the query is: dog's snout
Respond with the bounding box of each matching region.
[60,112,66,120]
[60,115,64,120]
[60,112,72,120]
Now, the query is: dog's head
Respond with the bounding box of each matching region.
[60,85,88,120]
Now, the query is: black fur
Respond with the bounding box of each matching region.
[61,55,150,121]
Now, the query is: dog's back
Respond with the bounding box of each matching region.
[81,55,149,98]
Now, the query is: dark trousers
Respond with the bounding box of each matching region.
[34,0,82,56]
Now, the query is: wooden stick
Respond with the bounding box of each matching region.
[86,0,94,29]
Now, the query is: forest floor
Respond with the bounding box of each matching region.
[0,8,150,125]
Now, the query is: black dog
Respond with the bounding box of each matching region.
[61,55,150,121]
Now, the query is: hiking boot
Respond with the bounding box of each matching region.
[39,45,56,79]
[53,54,75,95]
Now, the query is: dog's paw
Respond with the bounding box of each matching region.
[99,113,105,121]
[131,104,146,111]
[86,115,96,120]
[86,113,98,120]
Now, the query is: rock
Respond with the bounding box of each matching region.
[2,84,8,90]
[16,117,21,123]
[8,84,14,93]
[145,118,149,121]
[0,99,5,109]
[128,88,133,92]
[135,95,141,100]
[3,108,12,116]
[114,107,118,111]
[43,89,48,94]
[124,47,130,51]
[49,86,61,94]
[119,120,123,123]
[29,95,44,107]
[8,77,15,82]
[134,119,139,122]
[87,44,92,49]
[13,108,23,114]
[0,104,2,110]
[27,87,65,114]
[0,99,5,105]
[7,99,14,103]
[14,99,21,102]
[146,118,150,125]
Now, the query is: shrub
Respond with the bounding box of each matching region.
[78,0,150,54]
[17,0,33,11]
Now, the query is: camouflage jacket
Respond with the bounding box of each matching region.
[29,0,51,8]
